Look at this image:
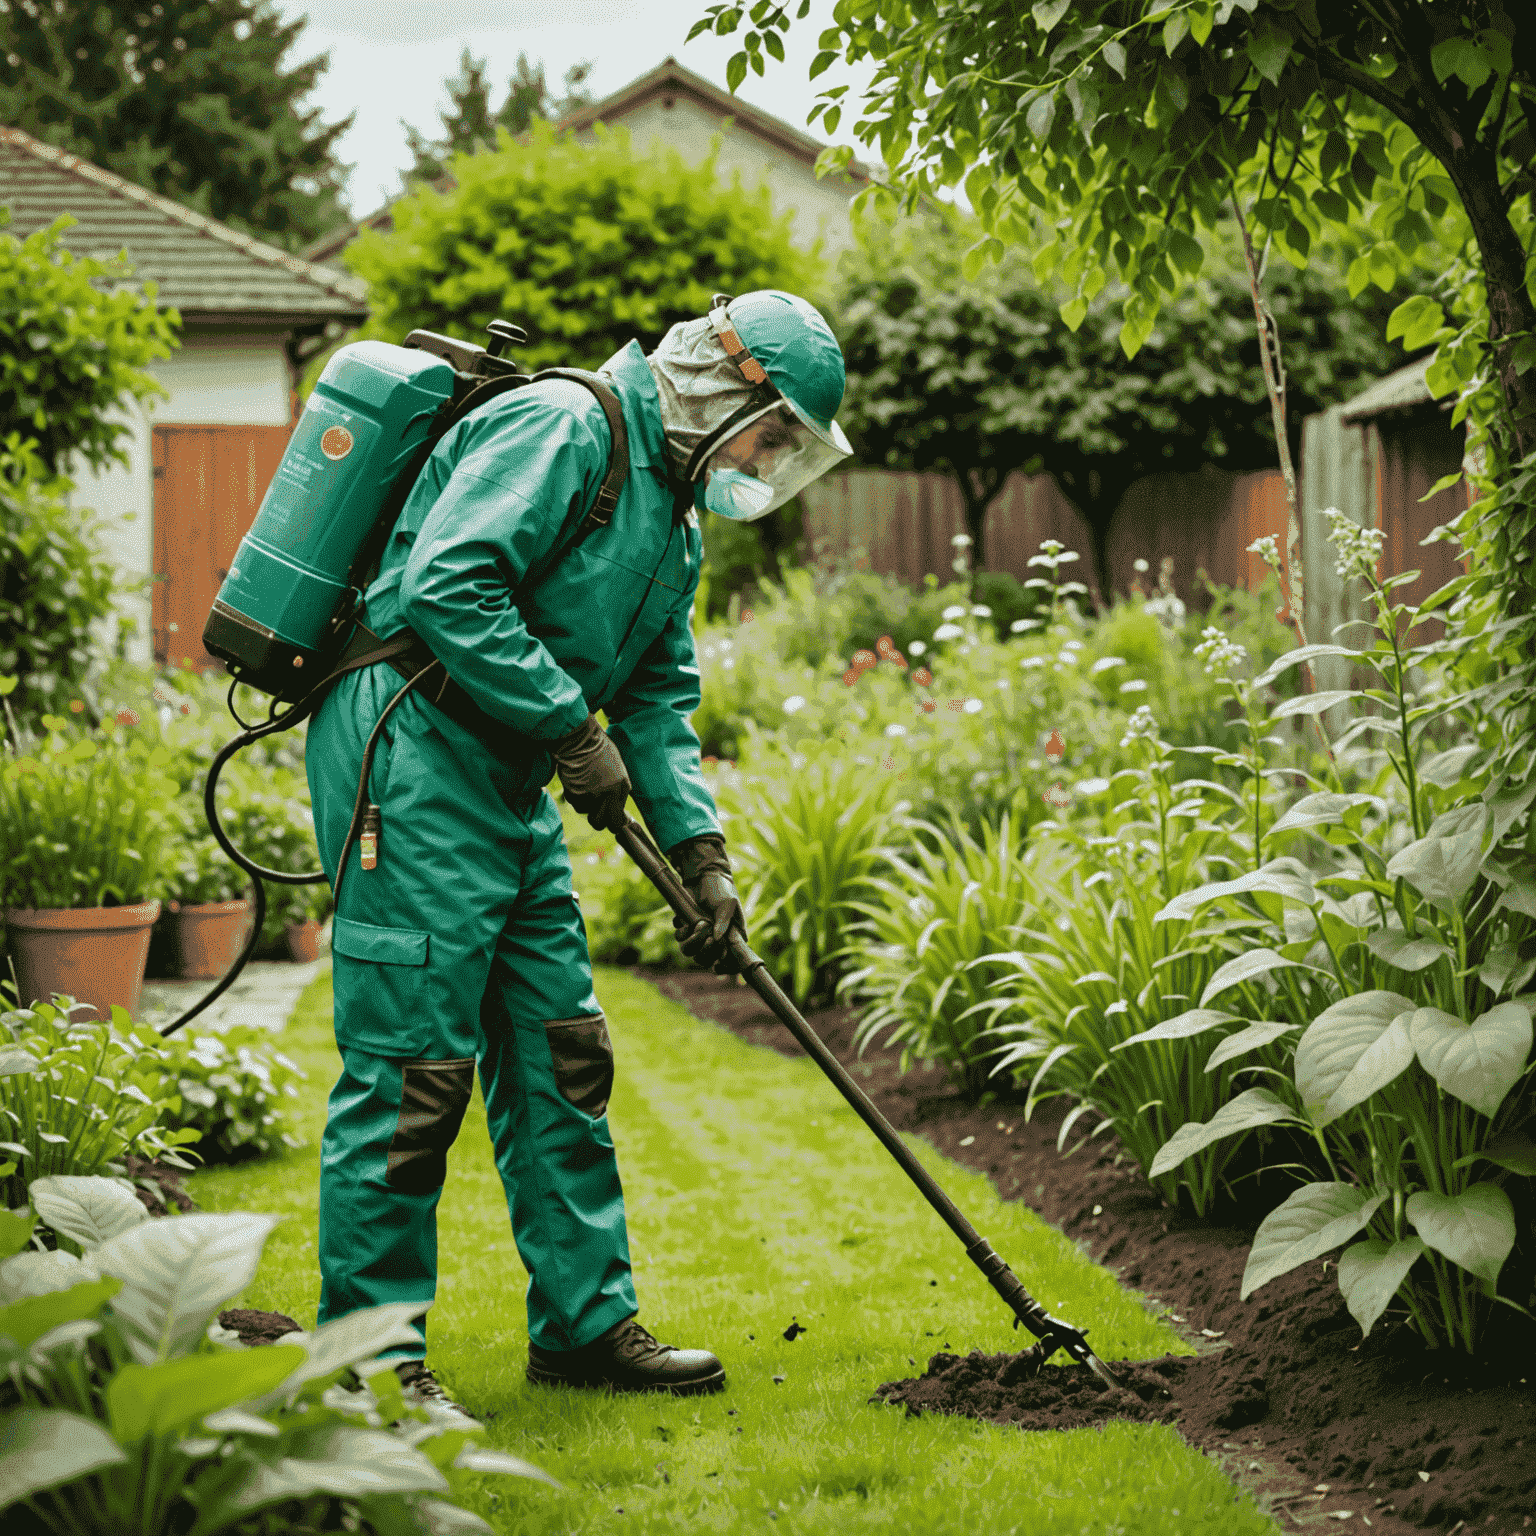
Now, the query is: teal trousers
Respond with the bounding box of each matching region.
[306,663,638,1358]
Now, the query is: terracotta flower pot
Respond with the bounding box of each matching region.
[284,919,321,964]
[3,901,162,1022]
[168,899,254,980]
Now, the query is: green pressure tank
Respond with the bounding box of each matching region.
[202,340,455,700]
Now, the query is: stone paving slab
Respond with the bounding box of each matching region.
[137,947,331,1036]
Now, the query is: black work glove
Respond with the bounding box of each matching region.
[552,714,631,832]
[668,834,746,975]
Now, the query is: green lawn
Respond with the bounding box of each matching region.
[192,966,1281,1536]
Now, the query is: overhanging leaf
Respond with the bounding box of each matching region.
[95,1212,280,1365]
[1246,18,1294,83]
[1293,991,1415,1125]
[1322,1011,1415,1123]
[1406,1184,1516,1287]
[1419,745,1482,788]
[0,1276,119,1350]
[1462,1128,1536,1177]
[1200,948,1304,1006]
[1111,1008,1241,1051]
[454,1443,561,1486]
[107,1347,304,1446]
[1386,814,1486,908]
[1408,1002,1532,1118]
[1157,863,1315,923]
[0,1250,98,1302]
[1270,792,1381,836]
[1270,690,1363,720]
[246,1301,429,1410]
[1254,644,1356,688]
[29,1175,148,1253]
[0,1408,125,1508]
[1148,1088,1301,1180]
[1205,1020,1299,1073]
[1336,1237,1426,1335]
[1366,928,1453,972]
[1241,1183,1388,1300]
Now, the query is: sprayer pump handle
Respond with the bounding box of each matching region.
[486,320,528,357]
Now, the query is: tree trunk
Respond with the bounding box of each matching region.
[952,464,1001,573]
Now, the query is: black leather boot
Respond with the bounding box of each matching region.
[526,1316,725,1395]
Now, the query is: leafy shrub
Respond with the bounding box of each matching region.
[0,710,180,911]
[0,1179,553,1534]
[845,812,1056,1098]
[158,1026,307,1163]
[165,831,250,906]
[0,443,137,731]
[0,1001,199,1206]
[717,748,900,1005]
[569,829,677,968]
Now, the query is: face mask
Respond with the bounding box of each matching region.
[701,466,775,522]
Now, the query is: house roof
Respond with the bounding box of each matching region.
[0,125,369,325]
[1340,357,1435,423]
[303,54,875,268]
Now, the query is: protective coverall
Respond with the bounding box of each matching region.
[306,337,714,1359]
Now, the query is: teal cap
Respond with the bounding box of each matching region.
[725,290,847,447]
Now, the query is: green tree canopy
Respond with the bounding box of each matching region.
[346,118,829,376]
[0,0,352,251]
[401,49,596,189]
[835,203,1403,587]
[0,211,178,475]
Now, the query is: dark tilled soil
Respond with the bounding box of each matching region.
[121,1153,195,1215]
[219,1308,303,1345]
[643,967,1536,1535]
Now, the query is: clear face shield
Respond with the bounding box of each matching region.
[695,399,854,523]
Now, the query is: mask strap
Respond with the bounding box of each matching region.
[709,293,770,386]
[683,392,779,483]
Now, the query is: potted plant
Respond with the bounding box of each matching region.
[0,701,179,1021]
[163,830,254,979]
[279,881,331,963]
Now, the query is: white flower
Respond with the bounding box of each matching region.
[1133,558,1150,573]
[1120,704,1160,748]
[1010,618,1041,633]
[962,698,983,714]
[933,623,964,641]
[970,604,992,617]
[1119,678,1148,693]
[1193,624,1248,679]
[942,604,968,620]
[1322,507,1387,581]
[1019,655,1047,670]
[884,722,909,738]
[951,558,969,574]
[1091,656,1126,675]
[908,640,927,657]
[1056,649,1079,665]
[1076,777,1111,796]
[1246,534,1282,570]
[951,533,974,547]
[782,695,807,714]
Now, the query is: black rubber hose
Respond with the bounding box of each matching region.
[158,662,440,1037]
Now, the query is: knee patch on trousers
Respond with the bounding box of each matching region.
[545,1014,613,1118]
[386,1058,475,1193]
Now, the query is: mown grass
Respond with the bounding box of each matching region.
[193,965,1282,1536]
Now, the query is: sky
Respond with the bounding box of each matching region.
[273,0,891,218]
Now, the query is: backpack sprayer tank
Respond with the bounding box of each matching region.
[202,322,526,701]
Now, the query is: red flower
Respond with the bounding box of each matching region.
[1045,729,1065,762]
[69,699,84,713]
[913,668,933,688]
[179,703,191,715]
[115,709,140,726]
[947,698,966,712]
[852,649,877,669]
[843,669,862,687]
[921,700,936,713]
[741,607,755,623]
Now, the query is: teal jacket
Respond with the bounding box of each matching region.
[360,340,719,854]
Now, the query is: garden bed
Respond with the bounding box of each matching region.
[646,967,1536,1536]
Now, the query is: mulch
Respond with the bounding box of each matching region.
[643,966,1536,1536]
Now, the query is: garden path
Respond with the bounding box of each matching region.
[137,949,329,1034]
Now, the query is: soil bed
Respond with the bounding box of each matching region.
[643,967,1536,1536]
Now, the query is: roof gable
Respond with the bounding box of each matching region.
[0,126,368,323]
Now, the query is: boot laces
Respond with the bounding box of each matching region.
[611,1317,664,1363]
[395,1360,466,1414]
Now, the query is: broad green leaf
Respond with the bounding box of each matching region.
[1385,819,1486,909]
[453,1443,561,1486]
[1246,18,1292,82]
[107,1347,304,1445]
[1480,941,1536,1000]
[1032,0,1072,33]
[0,1249,98,1301]
[95,1212,280,1365]
[1157,863,1314,923]
[1406,1184,1516,1287]
[1294,991,1415,1124]
[1205,1020,1298,1073]
[0,1277,118,1350]
[1336,1237,1426,1335]
[1241,1182,1388,1300]
[1419,744,1481,788]
[1200,948,1304,1007]
[1026,90,1056,142]
[1431,36,1494,91]
[1269,792,1380,836]
[0,1408,125,1507]
[417,1501,499,1534]
[0,1208,35,1261]
[1102,38,1127,75]
[1494,872,1536,922]
[1270,690,1365,719]
[1148,1088,1301,1180]
[0,1049,36,1077]
[1111,1008,1241,1052]
[1485,779,1536,846]
[1366,929,1452,972]
[1323,1011,1415,1124]
[1386,294,1450,352]
[246,1300,428,1410]
[1408,1002,1532,1118]
[29,1175,148,1252]
[201,1408,280,1437]
[1460,1128,1536,1177]
[1254,643,1356,688]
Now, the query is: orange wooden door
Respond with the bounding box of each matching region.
[152,424,292,666]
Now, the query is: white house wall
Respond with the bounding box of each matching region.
[574,94,858,270]
[72,330,292,666]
